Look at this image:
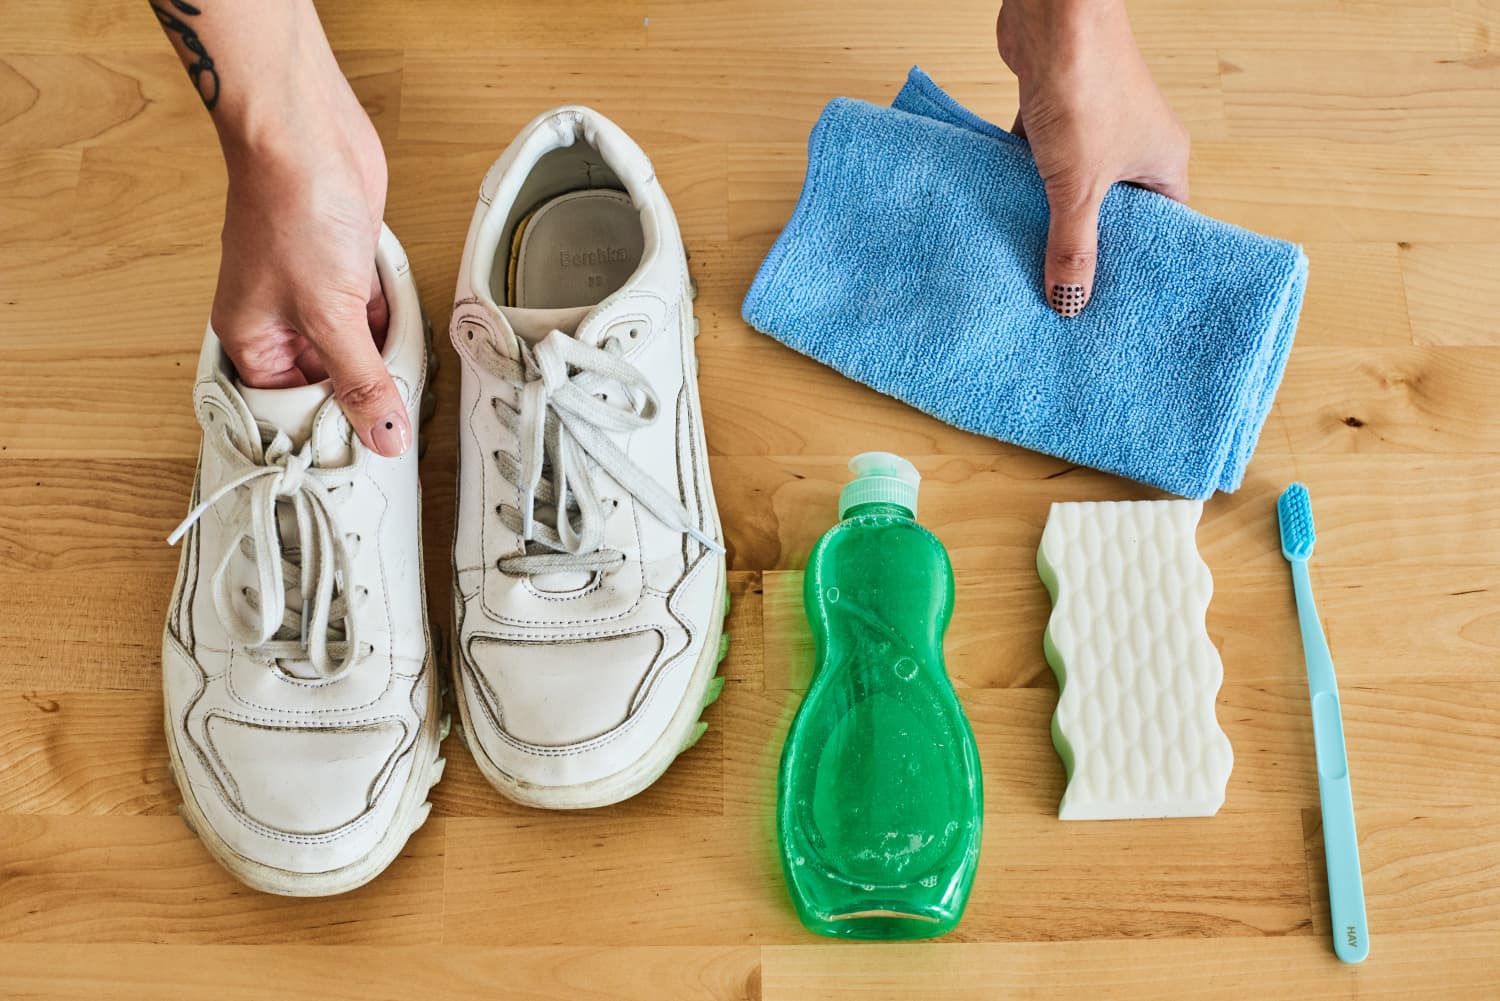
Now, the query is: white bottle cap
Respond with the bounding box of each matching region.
[838,452,921,519]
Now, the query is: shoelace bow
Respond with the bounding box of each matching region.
[484,327,722,576]
[167,426,366,678]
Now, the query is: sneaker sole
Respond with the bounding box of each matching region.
[164,320,447,897]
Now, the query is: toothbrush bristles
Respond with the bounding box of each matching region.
[1277,482,1316,561]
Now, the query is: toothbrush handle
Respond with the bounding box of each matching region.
[1313,693,1369,963]
[1292,562,1369,964]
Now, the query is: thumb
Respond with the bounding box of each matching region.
[1042,182,1105,318]
[308,301,411,458]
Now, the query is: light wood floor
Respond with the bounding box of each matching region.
[3,0,1499,997]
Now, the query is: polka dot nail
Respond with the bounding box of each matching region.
[1050,283,1087,317]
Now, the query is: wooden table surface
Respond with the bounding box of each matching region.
[2,1,1498,998]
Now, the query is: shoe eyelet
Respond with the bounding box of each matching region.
[466,329,474,341]
[628,327,640,340]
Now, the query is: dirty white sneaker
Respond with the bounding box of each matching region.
[161,225,445,895]
[449,106,728,809]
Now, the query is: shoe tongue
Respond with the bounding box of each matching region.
[494,301,636,418]
[237,380,334,448]
[232,380,338,676]
[500,304,592,345]
[530,568,595,593]
[488,301,627,594]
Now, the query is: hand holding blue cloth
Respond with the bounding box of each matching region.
[742,68,1308,499]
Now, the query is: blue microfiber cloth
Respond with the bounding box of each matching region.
[741,67,1308,498]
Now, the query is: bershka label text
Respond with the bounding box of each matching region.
[560,247,630,268]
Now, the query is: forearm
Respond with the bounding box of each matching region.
[150,0,348,159]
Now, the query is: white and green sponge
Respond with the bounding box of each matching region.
[1037,500,1233,821]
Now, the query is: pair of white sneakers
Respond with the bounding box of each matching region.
[162,107,728,895]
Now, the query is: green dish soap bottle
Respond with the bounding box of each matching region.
[777,452,983,940]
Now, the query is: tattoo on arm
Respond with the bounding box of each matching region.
[151,0,220,110]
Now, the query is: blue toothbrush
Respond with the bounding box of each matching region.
[1278,483,1369,964]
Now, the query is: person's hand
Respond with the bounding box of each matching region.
[211,66,408,456]
[997,0,1189,316]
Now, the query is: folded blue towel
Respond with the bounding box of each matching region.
[741,67,1308,499]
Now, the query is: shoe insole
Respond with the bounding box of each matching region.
[506,189,643,309]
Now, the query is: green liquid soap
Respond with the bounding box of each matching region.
[777,453,983,940]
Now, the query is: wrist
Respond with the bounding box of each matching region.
[1009,0,1123,24]
[999,0,1135,80]
[209,2,347,165]
[218,90,344,178]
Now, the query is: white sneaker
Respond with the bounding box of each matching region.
[162,225,445,895]
[448,107,728,809]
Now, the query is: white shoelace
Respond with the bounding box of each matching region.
[484,328,723,576]
[167,428,366,678]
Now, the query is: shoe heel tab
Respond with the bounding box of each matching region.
[479,105,657,205]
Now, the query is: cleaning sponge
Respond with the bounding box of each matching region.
[1037,500,1233,820]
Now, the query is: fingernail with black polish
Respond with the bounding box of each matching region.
[1049,283,1087,317]
[370,412,411,457]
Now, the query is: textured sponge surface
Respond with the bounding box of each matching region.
[1037,500,1233,821]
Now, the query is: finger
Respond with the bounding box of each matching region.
[1134,167,1189,205]
[214,314,312,389]
[293,338,329,384]
[367,268,390,352]
[243,363,309,389]
[1129,123,1191,205]
[305,298,410,458]
[1042,182,1105,318]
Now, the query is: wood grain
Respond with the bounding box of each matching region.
[1401,242,1500,346]
[0,945,761,1001]
[641,0,1466,55]
[0,815,445,945]
[1189,141,1500,242]
[758,933,1500,1000]
[0,150,79,243]
[1219,51,1500,143]
[2,0,1498,996]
